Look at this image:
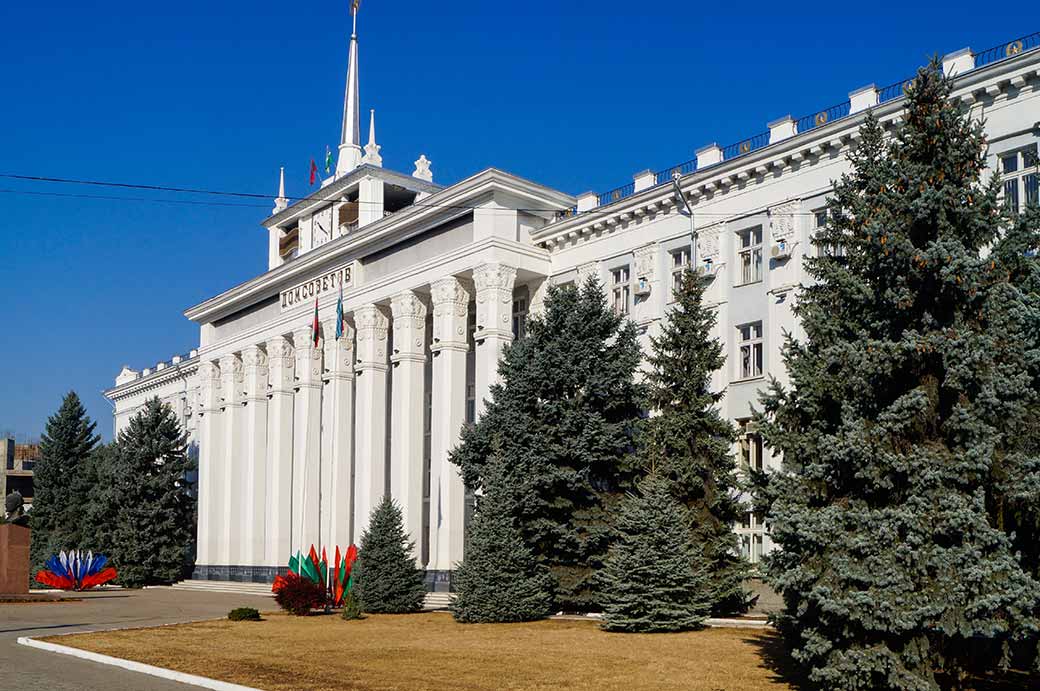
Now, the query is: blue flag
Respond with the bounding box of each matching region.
[335,282,345,339]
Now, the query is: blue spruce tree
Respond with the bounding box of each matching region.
[757,61,1040,690]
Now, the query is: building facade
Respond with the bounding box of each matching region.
[1,438,38,506]
[105,15,1040,584]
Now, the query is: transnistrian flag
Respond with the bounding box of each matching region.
[335,282,345,339]
[324,146,333,174]
[311,297,320,348]
[309,158,318,185]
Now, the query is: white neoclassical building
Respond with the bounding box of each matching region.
[105,13,1040,586]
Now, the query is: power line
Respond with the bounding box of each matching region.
[0,171,833,217]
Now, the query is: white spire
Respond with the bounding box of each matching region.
[362,108,382,167]
[336,1,363,176]
[273,166,288,214]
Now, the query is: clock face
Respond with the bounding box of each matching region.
[313,208,333,246]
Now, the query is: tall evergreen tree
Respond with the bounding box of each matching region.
[757,62,1040,690]
[108,397,196,587]
[30,391,100,572]
[452,458,555,623]
[599,473,710,632]
[988,205,1040,581]
[353,496,427,614]
[643,270,747,614]
[450,277,644,610]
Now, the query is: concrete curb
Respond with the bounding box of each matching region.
[16,636,262,691]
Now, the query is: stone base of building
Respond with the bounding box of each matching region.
[190,565,285,583]
[191,564,455,591]
[424,569,453,593]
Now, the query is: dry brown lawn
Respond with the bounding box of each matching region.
[48,612,798,690]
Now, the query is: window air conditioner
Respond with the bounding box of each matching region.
[634,277,652,296]
[771,240,792,260]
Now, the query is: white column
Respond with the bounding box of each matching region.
[291,327,323,555]
[527,276,549,317]
[241,345,269,569]
[219,353,244,570]
[264,336,295,569]
[389,291,428,559]
[473,263,516,420]
[428,276,471,584]
[322,319,356,551]
[195,360,223,571]
[353,304,390,538]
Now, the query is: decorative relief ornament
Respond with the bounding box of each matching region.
[355,305,390,342]
[1007,39,1023,57]
[633,245,657,282]
[769,199,801,243]
[698,224,723,261]
[814,111,828,127]
[431,277,470,346]
[473,264,516,335]
[576,262,598,285]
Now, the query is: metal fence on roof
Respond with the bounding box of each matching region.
[568,29,1040,218]
[974,31,1040,68]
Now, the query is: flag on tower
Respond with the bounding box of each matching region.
[324,146,333,174]
[336,281,345,339]
[312,297,320,348]
[309,159,318,185]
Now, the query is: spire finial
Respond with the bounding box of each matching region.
[336,1,363,176]
[362,109,382,167]
[273,166,288,213]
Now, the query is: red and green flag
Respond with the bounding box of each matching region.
[311,297,320,348]
[309,158,318,185]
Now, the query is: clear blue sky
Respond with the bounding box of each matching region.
[1,0,1037,441]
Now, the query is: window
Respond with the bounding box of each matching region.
[1000,145,1039,213]
[738,322,764,379]
[736,226,763,284]
[611,266,631,315]
[670,247,692,299]
[512,297,528,340]
[813,208,845,258]
[737,419,764,473]
[738,513,767,564]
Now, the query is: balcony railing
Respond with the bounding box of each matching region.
[974,31,1040,68]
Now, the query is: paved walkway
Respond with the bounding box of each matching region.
[0,587,273,690]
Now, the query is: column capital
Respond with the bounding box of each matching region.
[198,360,222,412]
[265,335,296,394]
[473,263,516,342]
[355,304,390,371]
[242,345,269,401]
[292,327,323,386]
[431,276,470,352]
[391,291,428,362]
[322,319,356,379]
[218,353,244,407]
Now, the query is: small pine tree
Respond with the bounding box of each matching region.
[30,392,100,573]
[599,473,710,633]
[340,590,363,620]
[757,61,1040,689]
[452,459,555,623]
[643,270,748,614]
[108,397,196,587]
[353,496,426,614]
[450,277,644,610]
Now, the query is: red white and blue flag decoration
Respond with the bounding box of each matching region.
[35,550,118,591]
